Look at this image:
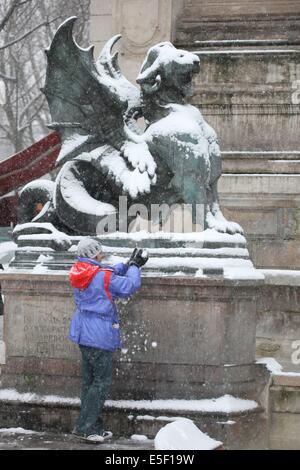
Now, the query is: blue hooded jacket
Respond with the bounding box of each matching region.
[68,257,141,352]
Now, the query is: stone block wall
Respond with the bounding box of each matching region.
[256,273,300,371]
[0,273,267,402]
[176,0,300,43]
[90,0,184,81]
[190,49,300,268]
[219,172,300,269]
[90,0,113,55]
[269,374,300,449]
[191,51,300,151]
[89,2,300,269]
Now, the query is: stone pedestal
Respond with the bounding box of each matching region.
[0,272,268,403]
[90,0,184,82]
[190,49,300,269]
[176,0,300,44]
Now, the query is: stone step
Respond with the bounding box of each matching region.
[17,237,247,250]
[180,1,300,19]
[0,432,155,450]
[175,8,300,45]
[10,233,252,277]
[270,374,300,414]
[272,374,300,387]
[9,249,256,278]
[222,151,300,175]
[0,398,267,449]
[268,375,300,449]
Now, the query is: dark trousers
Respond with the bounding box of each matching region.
[0,291,3,316]
[75,345,113,437]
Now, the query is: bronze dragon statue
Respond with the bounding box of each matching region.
[17,17,242,237]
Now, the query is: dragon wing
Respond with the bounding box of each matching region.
[42,17,140,165]
[96,35,141,120]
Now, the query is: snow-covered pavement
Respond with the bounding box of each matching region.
[0,429,154,450]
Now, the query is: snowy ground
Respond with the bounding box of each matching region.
[0,429,154,450]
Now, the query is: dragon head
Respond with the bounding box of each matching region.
[137,42,200,101]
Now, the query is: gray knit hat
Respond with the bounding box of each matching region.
[77,237,103,259]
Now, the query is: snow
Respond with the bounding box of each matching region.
[142,256,256,276]
[100,229,247,245]
[91,145,155,198]
[18,234,67,241]
[136,415,185,422]
[195,49,299,55]
[97,246,249,257]
[14,223,69,241]
[56,134,91,164]
[96,35,141,111]
[267,160,300,163]
[122,139,156,176]
[0,242,16,264]
[206,210,243,235]
[73,227,258,279]
[225,173,300,177]
[216,420,236,425]
[68,245,78,253]
[0,390,258,413]
[257,358,300,378]
[145,104,208,141]
[223,267,265,281]
[0,389,80,406]
[32,201,52,223]
[195,39,286,44]
[136,415,156,421]
[144,104,215,172]
[32,264,49,274]
[15,223,71,251]
[36,254,53,263]
[222,151,300,155]
[105,395,258,413]
[130,434,149,442]
[19,246,54,252]
[154,418,222,451]
[260,270,300,286]
[138,43,199,83]
[0,191,17,201]
[0,428,41,435]
[19,179,54,197]
[256,358,283,375]
[57,161,116,216]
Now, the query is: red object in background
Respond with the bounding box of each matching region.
[0,132,61,226]
[0,195,18,226]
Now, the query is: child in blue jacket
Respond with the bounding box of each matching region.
[69,238,148,443]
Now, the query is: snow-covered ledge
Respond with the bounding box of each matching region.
[259,270,300,286]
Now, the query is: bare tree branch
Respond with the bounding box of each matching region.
[18,98,45,132]
[0,0,90,153]
[0,0,20,33]
[0,16,61,51]
[17,0,35,7]
[19,92,44,121]
[0,70,16,81]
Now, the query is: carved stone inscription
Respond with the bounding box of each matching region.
[20,296,79,360]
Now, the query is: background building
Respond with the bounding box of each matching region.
[91,0,300,270]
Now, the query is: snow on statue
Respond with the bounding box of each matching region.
[17,16,242,237]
